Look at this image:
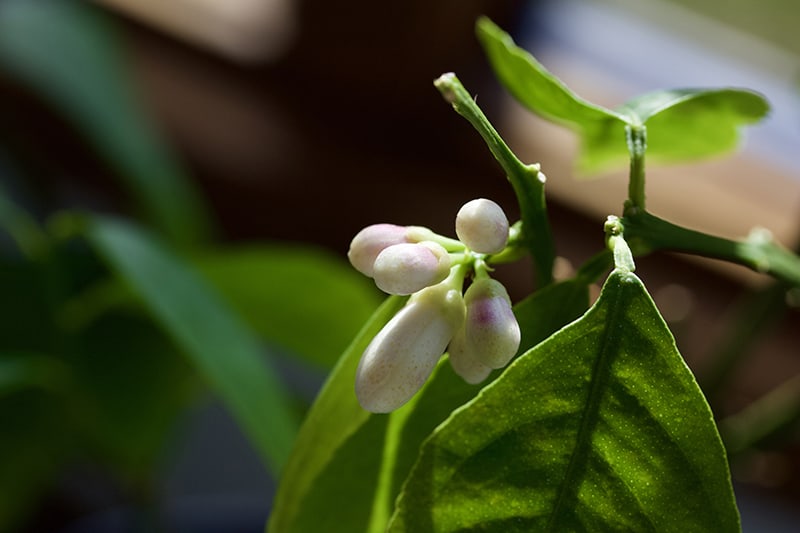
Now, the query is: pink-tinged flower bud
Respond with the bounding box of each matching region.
[447,326,493,384]
[463,277,520,369]
[348,224,409,277]
[372,242,451,296]
[355,283,465,413]
[455,198,509,254]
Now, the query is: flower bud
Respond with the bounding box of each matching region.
[372,242,451,295]
[463,277,520,369]
[348,224,410,277]
[455,198,509,254]
[447,326,493,384]
[355,282,465,413]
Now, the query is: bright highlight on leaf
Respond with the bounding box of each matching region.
[389,270,740,532]
[476,17,769,175]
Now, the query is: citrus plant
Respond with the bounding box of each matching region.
[268,18,800,532]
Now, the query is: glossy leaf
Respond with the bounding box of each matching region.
[389,270,739,532]
[83,216,297,473]
[193,245,382,369]
[0,0,211,243]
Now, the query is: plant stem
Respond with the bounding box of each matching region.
[434,73,555,287]
[622,210,800,287]
[625,125,647,211]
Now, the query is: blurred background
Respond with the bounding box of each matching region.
[0,0,798,531]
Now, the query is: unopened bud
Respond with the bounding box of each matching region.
[455,198,509,254]
[372,242,451,295]
[447,326,493,384]
[348,224,410,277]
[356,283,465,412]
[463,278,520,369]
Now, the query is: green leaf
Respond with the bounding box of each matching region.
[83,216,297,473]
[0,389,74,531]
[193,245,382,369]
[475,17,629,174]
[0,0,211,243]
[621,88,769,164]
[269,279,591,533]
[389,270,739,532]
[514,279,590,354]
[476,17,624,130]
[268,296,407,533]
[68,312,198,480]
[476,18,769,175]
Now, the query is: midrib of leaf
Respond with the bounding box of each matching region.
[547,272,628,530]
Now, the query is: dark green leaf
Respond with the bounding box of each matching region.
[0,389,73,530]
[68,312,198,480]
[0,0,211,243]
[389,270,739,532]
[193,245,382,369]
[83,216,297,472]
[621,88,769,164]
[514,279,590,353]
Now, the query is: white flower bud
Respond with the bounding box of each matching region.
[372,242,451,295]
[455,198,509,254]
[447,325,493,385]
[348,224,409,277]
[356,283,466,412]
[463,277,520,369]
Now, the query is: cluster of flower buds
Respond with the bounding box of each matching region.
[348,199,521,413]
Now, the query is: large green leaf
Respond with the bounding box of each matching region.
[389,270,739,532]
[476,18,769,175]
[269,279,591,533]
[0,0,211,243]
[83,216,297,473]
[193,246,382,369]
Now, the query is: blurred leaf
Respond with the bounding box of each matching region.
[68,312,198,480]
[0,0,211,243]
[268,296,406,533]
[0,353,66,397]
[270,279,592,532]
[193,246,382,369]
[622,88,769,165]
[389,270,739,532]
[0,389,73,531]
[83,216,297,473]
[0,260,56,352]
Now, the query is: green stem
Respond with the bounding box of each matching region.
[434,73,555,287]
[622,210,800,287]
[625,125,647,211]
